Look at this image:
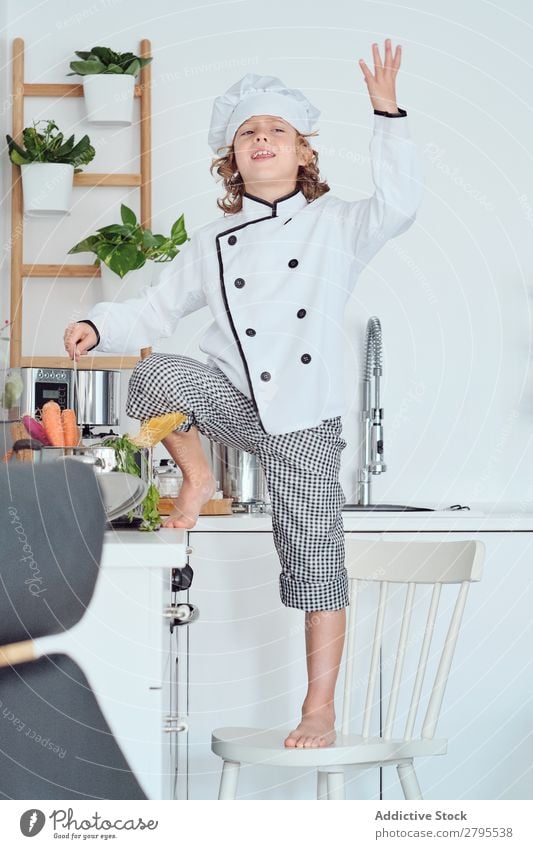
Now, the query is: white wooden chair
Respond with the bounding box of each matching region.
[211,537,485,800]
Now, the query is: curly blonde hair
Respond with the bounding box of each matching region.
[210,130,330,215]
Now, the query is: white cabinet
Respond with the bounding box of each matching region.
[186,529,533,800]
[35,529,187,800]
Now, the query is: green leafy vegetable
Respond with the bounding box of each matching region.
[100,433,161,531]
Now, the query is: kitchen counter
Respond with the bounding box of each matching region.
[190,503,533,533]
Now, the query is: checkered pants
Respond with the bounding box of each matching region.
[126,353,349,611]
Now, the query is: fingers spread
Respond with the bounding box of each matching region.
[372,42,383,73]
[359,59,373,84]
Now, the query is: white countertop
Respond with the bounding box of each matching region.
[189,504,533,533]
[101,527,187,565]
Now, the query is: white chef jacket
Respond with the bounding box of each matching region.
[85,113,423,436]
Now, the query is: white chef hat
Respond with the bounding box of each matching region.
[208,73,321,154]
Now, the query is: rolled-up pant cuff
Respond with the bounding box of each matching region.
[279,571,350,611]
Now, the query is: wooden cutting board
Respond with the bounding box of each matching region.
[157,496,233,516]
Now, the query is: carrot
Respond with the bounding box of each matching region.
[41,400,65,447]
[61,409,79,447]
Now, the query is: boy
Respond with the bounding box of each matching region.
[65,38,422,749]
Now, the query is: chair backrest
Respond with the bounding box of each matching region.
[0,458,105,643]
[341,538,485,740]
[0,459,146,799]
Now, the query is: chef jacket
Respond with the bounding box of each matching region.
[84,111,423,436]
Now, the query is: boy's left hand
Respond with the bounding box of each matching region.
[359,38,401,114]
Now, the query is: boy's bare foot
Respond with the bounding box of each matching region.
[162,474,216,528]
[284,706,336,748]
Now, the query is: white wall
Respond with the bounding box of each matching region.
[2,0,533,507]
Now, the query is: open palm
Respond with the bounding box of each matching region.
[359,38,401,113]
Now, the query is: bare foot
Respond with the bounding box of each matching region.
[162,474,216,529]
[284,706,336,748]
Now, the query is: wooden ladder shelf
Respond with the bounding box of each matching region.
[9,36,152,370]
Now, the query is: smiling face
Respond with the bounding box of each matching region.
[232,114,311,202]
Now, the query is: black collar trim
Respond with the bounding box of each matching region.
[242,187,302,217]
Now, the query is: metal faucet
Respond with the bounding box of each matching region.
[358,316,387,506]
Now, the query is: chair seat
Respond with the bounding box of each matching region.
[211,726,447,768]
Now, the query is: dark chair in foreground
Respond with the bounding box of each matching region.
[0,459,146,799]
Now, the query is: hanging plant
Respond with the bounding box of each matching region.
[6,119,95,172]
[67,47,152,77]
[68,203,189,278]
[67,47,153,125]
[6,119,95,215]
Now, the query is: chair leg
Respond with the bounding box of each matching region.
[397,761,423,800]
[218,760,240,800]
[317,770,328,799]
[326,771,346,800]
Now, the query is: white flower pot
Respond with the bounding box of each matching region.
[20,162,74,216]
[82,74,136,125]
[100,261,154,303]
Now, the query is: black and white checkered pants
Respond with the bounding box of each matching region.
[126,353,349,612]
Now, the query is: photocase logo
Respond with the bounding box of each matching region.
[20,809,45,837]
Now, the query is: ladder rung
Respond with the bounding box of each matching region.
[23,83,142,98]
[74,173,142,187]
[22,264,101,278]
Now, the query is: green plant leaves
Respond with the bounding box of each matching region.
[67,46,153,77]
[67,59,106,76]
[67,235,101,254]
[99,435,162,530]
[67,204,190,274]
[5,135,30,164]
[6,120,95,171]
[96,242,146,277]
[120,203,137,227]
[170,213,187,244]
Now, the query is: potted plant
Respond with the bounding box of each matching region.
[67,46,153,125]
[68,203,189,301]
[6,119,95,216]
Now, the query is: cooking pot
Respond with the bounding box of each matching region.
[200,435,270,511]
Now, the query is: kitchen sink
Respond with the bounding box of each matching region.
[342,503,434,512]
[341,503,484,516]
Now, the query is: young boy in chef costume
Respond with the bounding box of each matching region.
[65,39,423,749]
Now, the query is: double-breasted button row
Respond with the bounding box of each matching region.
[258,354,310,386]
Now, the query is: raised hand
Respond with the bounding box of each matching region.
[359,38,401,113]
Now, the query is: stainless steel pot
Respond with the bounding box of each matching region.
[201,436,270,510]
[75,370,120,427]
[34,445,116,472]
[19,368,120,427]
